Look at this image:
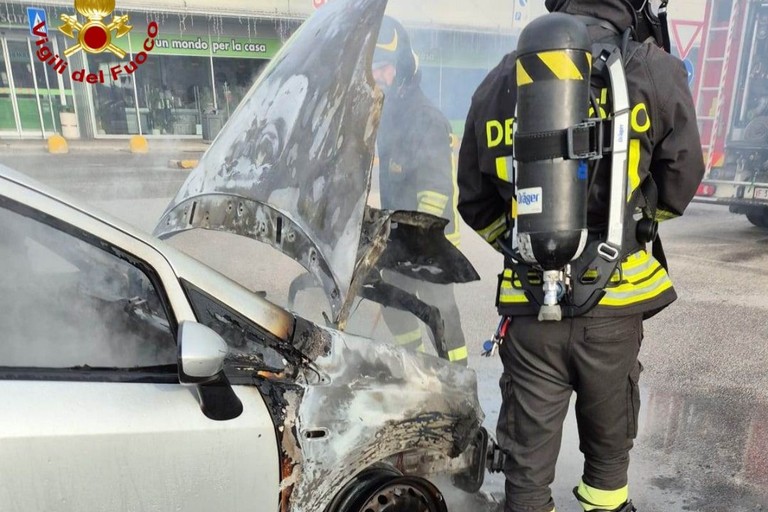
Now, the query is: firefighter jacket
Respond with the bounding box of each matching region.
[378,79,461,247]
[457,20,705,318]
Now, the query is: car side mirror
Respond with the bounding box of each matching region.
[177,321,243,421]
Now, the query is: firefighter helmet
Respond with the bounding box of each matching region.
[632,0,671,51]
[373,16,419,87]
[544,0,670,51]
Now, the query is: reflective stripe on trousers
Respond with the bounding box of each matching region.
[575,480,629,511]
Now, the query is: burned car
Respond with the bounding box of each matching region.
[0,0,496,511]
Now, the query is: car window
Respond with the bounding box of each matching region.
[0,203,176,369]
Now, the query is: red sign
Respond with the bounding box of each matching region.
[671,20,704,60]
[313,0,328,8]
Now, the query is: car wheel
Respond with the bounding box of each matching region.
[327,468,447,512]
[746,207,768,228]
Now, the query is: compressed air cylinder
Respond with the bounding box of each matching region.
[514,13,591,270]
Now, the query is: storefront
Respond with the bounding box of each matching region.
[0,0,521,139]
[80,15,293,138]
[0,22,74,138]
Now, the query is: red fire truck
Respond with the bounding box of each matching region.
[693,0,768,228]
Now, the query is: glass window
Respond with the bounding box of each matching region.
[6,40,41,134]
[134,55,212,136]
[0,41,15,132]
[734,4,768,130]
[87,52,138,135]
[211,57,267,119]
[0,204,176,369]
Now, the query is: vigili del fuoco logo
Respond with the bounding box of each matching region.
[32,0,158,83]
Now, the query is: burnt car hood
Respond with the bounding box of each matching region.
[154,0,478,325]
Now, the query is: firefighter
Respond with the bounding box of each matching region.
[457,0,704,510]
[373,16,468,365]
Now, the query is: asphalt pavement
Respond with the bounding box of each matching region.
[5,149,768,511]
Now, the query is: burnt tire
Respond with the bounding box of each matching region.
[326,468,447,512]
[746,208,768,228]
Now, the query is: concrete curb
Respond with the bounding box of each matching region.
[0,138,210,154]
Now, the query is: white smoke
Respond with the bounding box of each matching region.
[0,206,176,369]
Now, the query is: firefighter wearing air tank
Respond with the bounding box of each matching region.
[458,0,704,511]
[372,16,468,365]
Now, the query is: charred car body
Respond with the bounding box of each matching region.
[0,0,496,511]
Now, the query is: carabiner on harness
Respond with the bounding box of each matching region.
[482,316,512,357]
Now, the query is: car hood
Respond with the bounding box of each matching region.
[154,0,478,325]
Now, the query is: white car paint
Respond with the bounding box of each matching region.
[0,382,279,512]
[0,168,282,512]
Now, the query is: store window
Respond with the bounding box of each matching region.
[133,55,212,136]
[87,52,138,135]
[211,57,267,119]
[0,42,15,133]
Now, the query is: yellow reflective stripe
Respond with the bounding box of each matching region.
[619,261,659,284]
[418,203,444,216]
[621,251,651,270]
[500,269,530,304]
[395,329,422,345]
[496,156,512,182]
[499,289,529,304]
[477,214,507,243]
[419,199,448,210]
[600,270,672,306]
[607,265,667,293]
[516,60,533,86]
[627,139,641,202]
[655,208,678,222]
[448,149,461,247]
[576,481,628,511]
[618,252,657,280]
[597,251,674,306]
[538,50,584,80]
[448,346,468,362]
[417,191,449,209]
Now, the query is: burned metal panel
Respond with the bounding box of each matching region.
[338,207,481,328]
[368,209,481,284]
[286,325,484,512]
[162,196,341,311]
[155,0,386,321]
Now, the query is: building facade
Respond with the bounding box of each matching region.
[0,0,527,140]
[1,0,704,140]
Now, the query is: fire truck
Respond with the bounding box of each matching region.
[693,0,768,228]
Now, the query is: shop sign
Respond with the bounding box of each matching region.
[31,0,159,84]
[138,33,280,59]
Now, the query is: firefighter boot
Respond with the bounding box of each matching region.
[573,486,637,512]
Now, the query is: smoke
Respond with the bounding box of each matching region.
[0,206,176,369]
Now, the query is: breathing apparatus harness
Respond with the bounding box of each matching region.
[502,12,669,324]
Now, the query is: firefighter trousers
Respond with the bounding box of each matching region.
[498,314,643,512]
[380,270,468,365]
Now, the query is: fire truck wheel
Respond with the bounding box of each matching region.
[746,207,768,228]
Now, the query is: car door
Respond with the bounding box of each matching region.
[0,190,280,512]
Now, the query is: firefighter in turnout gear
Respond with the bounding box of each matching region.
[373,16,468,365]
[457,0,704,510]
